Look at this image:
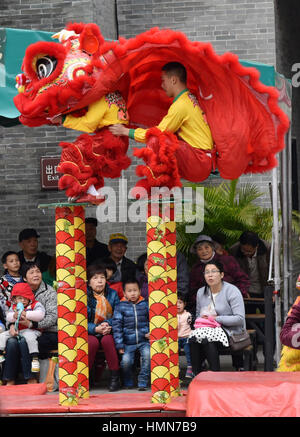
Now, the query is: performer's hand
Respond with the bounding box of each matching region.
[109,124,129,136]
[48,115,63,125]
[118,348,125,354]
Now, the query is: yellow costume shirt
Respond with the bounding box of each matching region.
[131,89,213,150]
[63,91,129,133]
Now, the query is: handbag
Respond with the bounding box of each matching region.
[207,286,251,351]
[229,330,251,352]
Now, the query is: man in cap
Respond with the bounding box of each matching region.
[85,218,110,266]
[18,228,52,273]
[108,233,137,284]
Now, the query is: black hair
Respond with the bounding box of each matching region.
[20,261,41,279]
[177,293,187,303]
[136,253,147,272]
[123,278,140,291]
[204,260,224,274]
[239,231,260,247]
[162,62,187,84]
[87,263,107,283]
[203,260,224,295]
[0,306,5,326]
[211,233,226,245]
[100,257,117,274]
[1,251,19,265]
[85,217,98,227]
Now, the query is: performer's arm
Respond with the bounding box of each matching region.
[109,101,184,142]
[62,99,107,133]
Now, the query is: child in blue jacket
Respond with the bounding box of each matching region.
[112,279,150,390]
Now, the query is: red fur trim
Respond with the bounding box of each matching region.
[59,141,91,175]
[57,129,130,196]
[66,22,86,34]
[134,128,181,189]
[58,174,99,197]
[23,41,66,85]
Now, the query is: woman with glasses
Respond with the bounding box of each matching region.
[188,235,250,315]
[189,260,246,374]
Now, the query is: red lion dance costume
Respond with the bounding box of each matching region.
[14,22,289,201]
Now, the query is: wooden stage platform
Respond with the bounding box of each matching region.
[0,383,187,417]
[3,372,299,418]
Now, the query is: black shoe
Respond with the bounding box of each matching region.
[109,370,121,392]
[138,387,147,391]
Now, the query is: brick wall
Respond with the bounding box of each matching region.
[117,0,276,63]
[0,0,278,263]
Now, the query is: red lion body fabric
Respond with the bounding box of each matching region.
[14,23,289,193]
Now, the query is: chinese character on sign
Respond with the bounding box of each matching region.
[40,157,61,190]
[45,165,54,175]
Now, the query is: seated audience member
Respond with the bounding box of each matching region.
[42,256,56,287]
[211,234,229,256]
[107,233,137,284]
[1,262,57,385]
[136,253,148,302]
[189,235,250,314]
[101,257,124,299]
[177,251,190,297]
[112,279,150,390]
[0,310,5,333]
[21,262,58,358]
[0,251,22,318]
[177,293,193,378]
[277,295,300,372]
[0,283,45,374]
[87,264,121,391]
[280,298,300,350]
[85,218,110,266]
[229,231,271,298]
[136,251,189,302]
[190,260,246,374]
[18,228,52,273]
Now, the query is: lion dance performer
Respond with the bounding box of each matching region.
[110,61,214,193]
[14,22,289,200]
[51,89,130,204]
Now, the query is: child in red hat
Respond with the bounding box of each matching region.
[0,282,45,373]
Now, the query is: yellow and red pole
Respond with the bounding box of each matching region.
[73,206,89,399]
[55,204,89,405]
[55,206,78,405]
[147,199,179,403]
[165,201,179,396]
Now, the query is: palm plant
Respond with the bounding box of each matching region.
[176,179,274,263]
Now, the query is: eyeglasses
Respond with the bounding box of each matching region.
[204,270,220,275]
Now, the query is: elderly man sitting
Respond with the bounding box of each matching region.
[107,233,137,284]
